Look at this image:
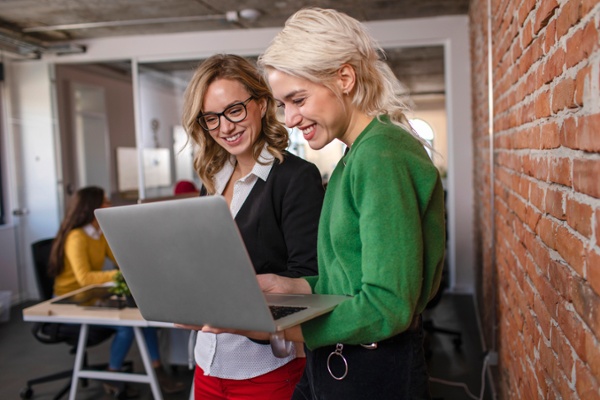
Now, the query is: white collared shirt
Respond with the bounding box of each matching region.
[194,146,296,379]
[82,223,102,240]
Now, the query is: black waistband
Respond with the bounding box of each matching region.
[356,314,422,348]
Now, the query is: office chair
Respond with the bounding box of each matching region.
[422,190,462,357]
[20,238,118,400]
[422,266,463,356]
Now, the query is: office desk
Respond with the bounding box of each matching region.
[22,284,175,400]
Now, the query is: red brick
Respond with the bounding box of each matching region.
[544,18,558,53]
[556,299,586,360]
[530,182,545,211]
[560,115,578,150]
[575,65,590,106]
[588,249,600,297]
[597,210,600,248]
[551,78,576,113]
[584,328,600,379]
[570,276,600,337]
[573,159,600,198]
[556,0,582,38]
[582,0,599,14]
[534,0,559,35]
[555,225,585,276]
[548,156,572,186]
[535,89,551,119]
[534,289,554,339]
[575,359,600,400]
[551,322,576,380]
[537,215,557,250]
[566,197,593,237]
[540,121,561,149]
[565,22,599,69]
[542,49,566,84]
[548,260,572,302]
[545,187,565,219]
[578,114,600,152]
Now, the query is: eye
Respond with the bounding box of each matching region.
[292,97,306,106]
[203,115,218,124]
[275,101,285,109]
[227,104,244,116]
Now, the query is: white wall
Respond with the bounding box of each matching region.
[4,61,61,301]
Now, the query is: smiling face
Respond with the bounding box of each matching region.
[267,69,353,150]
[202,78,265,161]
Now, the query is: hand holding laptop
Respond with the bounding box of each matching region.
[175,273,313,344]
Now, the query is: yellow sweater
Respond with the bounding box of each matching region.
[53,228,118,296]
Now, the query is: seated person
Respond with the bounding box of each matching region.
[48,186,185,398]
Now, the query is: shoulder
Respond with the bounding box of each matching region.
[273,151,320,175]
[354,119,430,163]
[66,228,87,242]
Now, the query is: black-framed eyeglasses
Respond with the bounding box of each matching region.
[197,97,254,131]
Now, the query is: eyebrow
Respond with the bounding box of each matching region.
[278,90,304,102]
[202,98,248,114]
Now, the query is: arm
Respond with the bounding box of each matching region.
[276,159,324,278]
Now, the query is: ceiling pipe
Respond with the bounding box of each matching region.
[0,32,86,57]
[23,9,261,33]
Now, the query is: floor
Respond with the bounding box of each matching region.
[0,293,493,400]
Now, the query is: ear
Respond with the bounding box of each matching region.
[336,64,356,95]
[258,97,268,118]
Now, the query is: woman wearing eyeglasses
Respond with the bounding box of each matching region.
[181,54,324,399]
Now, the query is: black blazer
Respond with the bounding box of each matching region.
[202,152,324,278]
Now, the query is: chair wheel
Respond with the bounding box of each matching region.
[20,386,33,399]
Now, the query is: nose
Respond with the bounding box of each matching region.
[284,107,302,129]
[219,115,235,133]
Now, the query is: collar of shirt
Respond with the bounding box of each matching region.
[82,223,102,240]
[212,145,275,195]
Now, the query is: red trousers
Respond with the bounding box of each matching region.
[194,357,305,400]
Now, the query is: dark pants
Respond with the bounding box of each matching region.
[292,321,430,400]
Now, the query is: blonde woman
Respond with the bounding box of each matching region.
[253,8,446,399]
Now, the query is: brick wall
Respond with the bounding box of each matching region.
[470,0,600,398]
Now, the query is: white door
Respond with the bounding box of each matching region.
[3,60,61,302]
[71,83,111,194]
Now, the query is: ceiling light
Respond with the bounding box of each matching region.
[23,9,261,33]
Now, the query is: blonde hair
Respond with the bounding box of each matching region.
[258,7,420,139]
[182,54,289,194]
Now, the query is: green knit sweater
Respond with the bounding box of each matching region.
[302,116,446,350]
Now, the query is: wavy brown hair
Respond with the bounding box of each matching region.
[181,54,289,194]
[48,186,105,277]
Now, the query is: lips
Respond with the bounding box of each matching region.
[300,124,316,141]
[223,132,243,144]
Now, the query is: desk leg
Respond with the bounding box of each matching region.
[68,323,90,400]
[133,327,163,400]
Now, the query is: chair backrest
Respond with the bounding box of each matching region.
[31,238,55,300]
[30,237,115,347]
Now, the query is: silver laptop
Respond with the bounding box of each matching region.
[95,196,348,332]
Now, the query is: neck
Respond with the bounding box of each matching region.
[235,155,255,177]
[340,111,372,148]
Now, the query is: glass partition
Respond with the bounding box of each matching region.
[54,45,445,204]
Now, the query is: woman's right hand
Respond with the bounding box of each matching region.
[257,274,312,295]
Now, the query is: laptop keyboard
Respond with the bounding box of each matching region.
[269,305,307,320]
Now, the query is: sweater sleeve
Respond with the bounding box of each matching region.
[64,230,117,287]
